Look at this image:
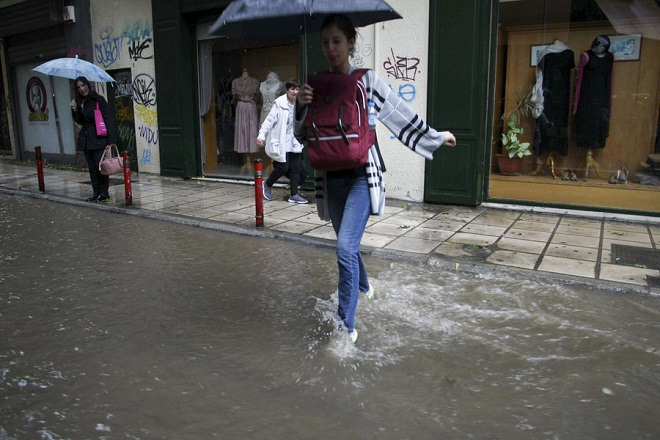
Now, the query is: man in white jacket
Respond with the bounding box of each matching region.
[256,78,307,204]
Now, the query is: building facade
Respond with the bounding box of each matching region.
[1,0,658,215]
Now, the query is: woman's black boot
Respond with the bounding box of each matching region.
[86,167,101,201]
[97,174,111,201]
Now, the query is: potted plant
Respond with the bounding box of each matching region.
[495,89,534,175]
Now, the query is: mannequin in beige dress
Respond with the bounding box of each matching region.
[232,69,260,173]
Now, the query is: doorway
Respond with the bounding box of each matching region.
[198,37,299,180]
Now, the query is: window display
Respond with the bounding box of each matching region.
[491,0,659,214]
[196,34,299,179]
[231,69,260,174]
[259,72,284,125]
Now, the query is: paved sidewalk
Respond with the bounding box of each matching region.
[1,161,659,294]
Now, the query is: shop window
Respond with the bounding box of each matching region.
[197,34,299,180]
[491,0,660,213]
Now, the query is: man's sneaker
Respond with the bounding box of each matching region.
[288,194,308,204]
[263,184,272,201]
[349,329,358,343]
[361,284,375,300]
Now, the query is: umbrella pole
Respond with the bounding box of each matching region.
[48,77,65,155]
[302,15,308,82]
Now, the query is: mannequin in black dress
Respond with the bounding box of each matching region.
[530,39,575,179]
[573,35,614,180]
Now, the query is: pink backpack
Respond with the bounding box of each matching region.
[304,69,375,171]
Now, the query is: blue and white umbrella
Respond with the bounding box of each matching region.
[32,55,115,83]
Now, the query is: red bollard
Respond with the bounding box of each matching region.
[123,152,132,206]
[254,158,264,227]
[34,146,45,192]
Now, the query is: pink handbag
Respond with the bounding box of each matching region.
[99,144,123,176]
[94,102,107,137]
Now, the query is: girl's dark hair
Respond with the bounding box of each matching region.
[321,14,357,56]
[73,76,92,102]
[285,78,300,90]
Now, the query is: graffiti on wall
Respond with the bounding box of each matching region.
[94,21,153,68]
[351,33,373,68]
[382,47,420,105]
[113,69,133,98]
[108,69,137,170]
[132,73,156,107]
[67,45,86,59]
[383,48,420,82]
[123,21,153,61]
[389,83,416,103]
[95,28,123,68]
[382,47,423,139]
[132,73,157,165]
[93,19,158,171]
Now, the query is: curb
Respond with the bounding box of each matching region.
[2,186,657,297]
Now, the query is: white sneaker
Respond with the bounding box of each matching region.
[349,329,358,343]
[361,284,374,299]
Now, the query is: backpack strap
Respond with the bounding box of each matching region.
[350,68,370,90]
[351,68,370,76]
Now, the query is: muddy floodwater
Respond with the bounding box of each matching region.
[1,194,659,439]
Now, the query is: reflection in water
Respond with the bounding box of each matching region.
[0,194,659,439]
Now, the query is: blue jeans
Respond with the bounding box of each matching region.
[326,174,371,333]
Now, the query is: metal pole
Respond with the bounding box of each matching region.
[123,151,132,206]
[254,158,264,227]
[34,146,45,192]
[48,76,65,154]
[302,15,308,82]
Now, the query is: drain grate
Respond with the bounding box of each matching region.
[647,276,660,288]
[611,244,660,270]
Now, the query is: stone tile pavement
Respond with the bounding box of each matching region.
[1,161,659,294]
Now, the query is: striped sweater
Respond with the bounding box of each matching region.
[296,68,451,221]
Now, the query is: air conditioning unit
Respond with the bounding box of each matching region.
[63,6,75,23]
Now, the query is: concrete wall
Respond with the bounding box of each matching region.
[87,0,433,197]
[90,0,159,174]
[369,0,432,202]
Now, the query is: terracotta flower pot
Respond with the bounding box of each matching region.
[496,154,523,176]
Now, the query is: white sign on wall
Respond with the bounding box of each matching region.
[17,63,76,155]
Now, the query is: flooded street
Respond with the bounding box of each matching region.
[1,193,659,439]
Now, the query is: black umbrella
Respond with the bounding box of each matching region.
[208,0,402,78]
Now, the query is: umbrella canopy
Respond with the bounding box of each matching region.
[208,0,402,39]
[32,56,115,83]
[208,0,402,78]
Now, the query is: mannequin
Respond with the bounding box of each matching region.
[573,35,614,180]
[232,68,260,173]
[259,72,285,173]
[260,72,284,125]
[529,39,575,179]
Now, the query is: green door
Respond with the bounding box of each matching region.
[299,31,326,190]
[424,0,497,206]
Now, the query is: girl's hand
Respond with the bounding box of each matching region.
[256,139,265,148]
[297,84,314,106]
[70,100,77,110]
[442,132,457,147]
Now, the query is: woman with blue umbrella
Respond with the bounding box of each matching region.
[70,76,117,202]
